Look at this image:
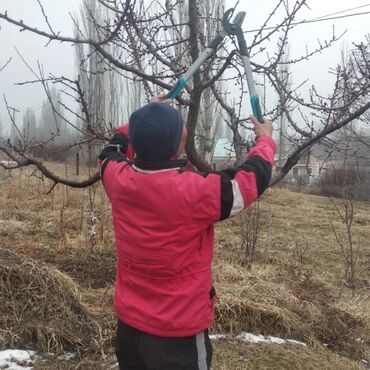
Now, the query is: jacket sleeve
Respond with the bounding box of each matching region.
[180,135,276,225]
[98,123,134,178]
[114,124,135,160]
[217,135,276,220]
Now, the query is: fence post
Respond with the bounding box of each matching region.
[76,152,80,176]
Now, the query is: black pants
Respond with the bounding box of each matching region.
[115,321,213,370]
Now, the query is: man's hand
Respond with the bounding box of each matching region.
[149,93,172,105]
[249,115,273,138]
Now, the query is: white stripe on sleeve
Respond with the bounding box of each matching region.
[230,179,245,216]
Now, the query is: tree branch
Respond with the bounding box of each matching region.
[271,101,370,186]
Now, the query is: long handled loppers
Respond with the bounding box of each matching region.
[165,8,244,100]
[166,8,264,123]
[225,12,264,123]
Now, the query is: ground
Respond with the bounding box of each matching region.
[0,164,369,369]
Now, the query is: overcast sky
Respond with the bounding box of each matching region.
[0,0,369,129]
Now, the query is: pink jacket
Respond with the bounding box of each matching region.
[99,124,276,337]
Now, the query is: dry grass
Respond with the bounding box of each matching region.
[213,188,370,362]
[257,188,370,286]
[212,262,368,360]
[0,247,101,353]
[0,165,369,368]
[32,341,364,370]
[213,340,365,370]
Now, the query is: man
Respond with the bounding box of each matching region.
[99,95,275,370]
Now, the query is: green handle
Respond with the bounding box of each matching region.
[250,95,263,123]
[166,76,187,100]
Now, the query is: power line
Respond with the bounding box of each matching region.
[243,10,370,34]
[148,8,370,42]
[311,3,370,20]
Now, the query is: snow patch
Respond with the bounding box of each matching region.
[0,350,36,369]
[58,352,76,361]
[209,334,228,340]
[210,332,306,346]
[0,160,17,167]
[286,339,307,346]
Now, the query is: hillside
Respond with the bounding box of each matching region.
[0,166,369,369]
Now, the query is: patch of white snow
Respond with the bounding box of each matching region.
[209,334,229,340]
[0,349,36,370]
[210,332,306,346]
[57,352,76,361]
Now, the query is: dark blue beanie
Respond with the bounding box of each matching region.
[129,103,184,161]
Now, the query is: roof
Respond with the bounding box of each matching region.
[311,140,370,163]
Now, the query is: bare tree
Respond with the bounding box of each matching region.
[121,77,145,120]
[0,1,369,189]
[232,201,261,268]
[320,127,370,202]
[38,87,66,143]
[75,0,147,163]
[321,147,363,296]
[8,106,20,148]
[197,86,223,162]
[270,33,370,185]
[276,44,291,170]
[22,108,37,143]
[0,57,12,73]
[195,0,225,162]
[75,0,114,163]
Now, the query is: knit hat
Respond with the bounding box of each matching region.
[129,103,184,161]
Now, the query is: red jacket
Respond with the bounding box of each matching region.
[99,124,276,337]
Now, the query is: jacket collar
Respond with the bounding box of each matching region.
[133,157,188,171]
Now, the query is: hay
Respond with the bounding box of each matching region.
[0,247,101,353]
[213,274,363,349]
[214,277,304,336]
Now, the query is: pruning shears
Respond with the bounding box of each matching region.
[166,7,264,124]
[223,12,264,123]
[165,8,243,99]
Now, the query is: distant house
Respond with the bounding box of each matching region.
[277,138,370,186]
[212,135,370,185]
